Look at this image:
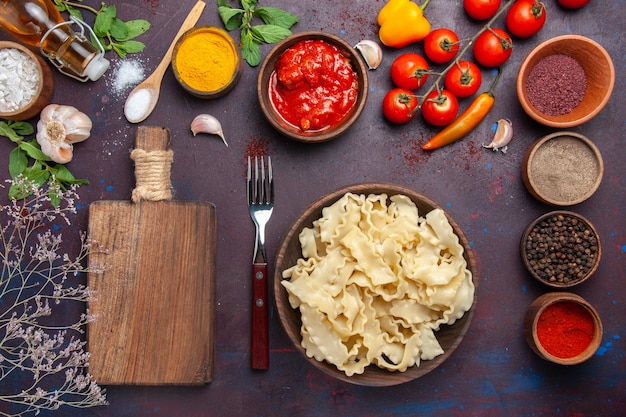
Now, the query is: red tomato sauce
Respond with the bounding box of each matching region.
[268,39,359,132]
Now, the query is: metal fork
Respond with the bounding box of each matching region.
[247,156,274,370]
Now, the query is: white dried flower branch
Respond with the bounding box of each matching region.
[0,176,108,416]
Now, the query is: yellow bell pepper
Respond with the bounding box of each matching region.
[377,0,431,48]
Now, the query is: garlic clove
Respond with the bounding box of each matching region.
[354,40,383,70]
[191,114,228,147]
[483,118,513,153]
[63,111,93,143]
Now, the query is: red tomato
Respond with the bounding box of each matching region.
[423,28,460,64]
[463,0,502,20]
[444,61,483,98]
[557,0,590,8]
[382,88,419,124]
[421,90,459,127]
[506,0,546,38]
[390,53,429,90]
[473,28,513,67]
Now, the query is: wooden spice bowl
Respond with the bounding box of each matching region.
[520,211,601,289]
[524,292,603,365]
[522,132,603,206]
[171,26,242,99]
[0,41,54,120]
[274,183,478,386]
[257,31,369,143]
[516,35,615,128]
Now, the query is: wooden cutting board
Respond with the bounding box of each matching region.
[87,126,216,385]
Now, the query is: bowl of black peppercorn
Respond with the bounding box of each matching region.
[521,211,601,288]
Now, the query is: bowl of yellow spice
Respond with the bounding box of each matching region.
[172,26,243,99]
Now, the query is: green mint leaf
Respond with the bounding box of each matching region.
[111,43,127,59]
[254,7,298,29]
[218,6,244,31]
[120,19,151,41]
[241,0,258,12]
[51,164,89,185]
[19,140,51,162]
[8,147,27,178]
[48,185,62,207]
[94,4,116,37]
[115,40,145,55]
[0,121,23,142]
[23,165,50,188]
[109,17,129,40]
[241,35,261,67]
[11,121,35,136]
[250,24,292,44]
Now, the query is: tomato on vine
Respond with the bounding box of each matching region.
[421,90,459,127]
[506,0,546,38]
[382,88,419,124]
[463,0,501,20]
[557,0,590,8]
[423,28,460,64]
[390,53,429,90]
[473,28,513,67]
[444,61,482,98]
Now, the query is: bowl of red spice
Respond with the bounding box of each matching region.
[0,41,54,120]
[522,131,603,206]
[516,35,615,128]
[524,292,603,365]
[521,211,601,288]
[257,31,369,143]
[171,26,242,99]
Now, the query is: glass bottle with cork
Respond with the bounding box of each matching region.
[0,0,109,81]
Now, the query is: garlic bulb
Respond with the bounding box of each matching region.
[354,40,382,70]
[36,104,92,164]
[191,114,228,147]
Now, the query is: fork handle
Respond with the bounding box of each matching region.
[251,262,269,369]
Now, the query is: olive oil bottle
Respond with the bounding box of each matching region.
[0,0,109,81]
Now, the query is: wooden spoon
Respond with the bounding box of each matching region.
[124,0,206,123]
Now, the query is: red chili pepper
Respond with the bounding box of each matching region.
[422,68,502,151]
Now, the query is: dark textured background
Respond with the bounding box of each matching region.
[1,0,624,416]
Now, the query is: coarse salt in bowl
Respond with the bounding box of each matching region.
[0,41,54,120]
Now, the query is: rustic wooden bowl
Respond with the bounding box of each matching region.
[274,183,478,386]
[522,132,603,206]
[524,292,603,365]
[171,26,242,99]
[0,41,54,120]
[520,211,601,288]
[257,31,368,143]
[516,35,615,128]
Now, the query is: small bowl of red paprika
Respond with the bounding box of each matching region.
[524,292,603,365]
[257,31,369,143]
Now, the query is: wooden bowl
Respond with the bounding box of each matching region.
[516,35,615,128]
[522,132,603,206]
[520,211,601,288]
[524,292,603,365]
[0,41,54,120]
[172,26,242,99]
[257,31,368,143]
[274,183,478,386]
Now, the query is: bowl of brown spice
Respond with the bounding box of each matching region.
[520,211,601,288]
[524,292,603,365]
[516,35,615,128]
[0,41,54,120]
[522,131,603,206]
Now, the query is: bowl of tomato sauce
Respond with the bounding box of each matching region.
[257,31,369,143]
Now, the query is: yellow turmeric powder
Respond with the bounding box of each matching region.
[174,27,238,92]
